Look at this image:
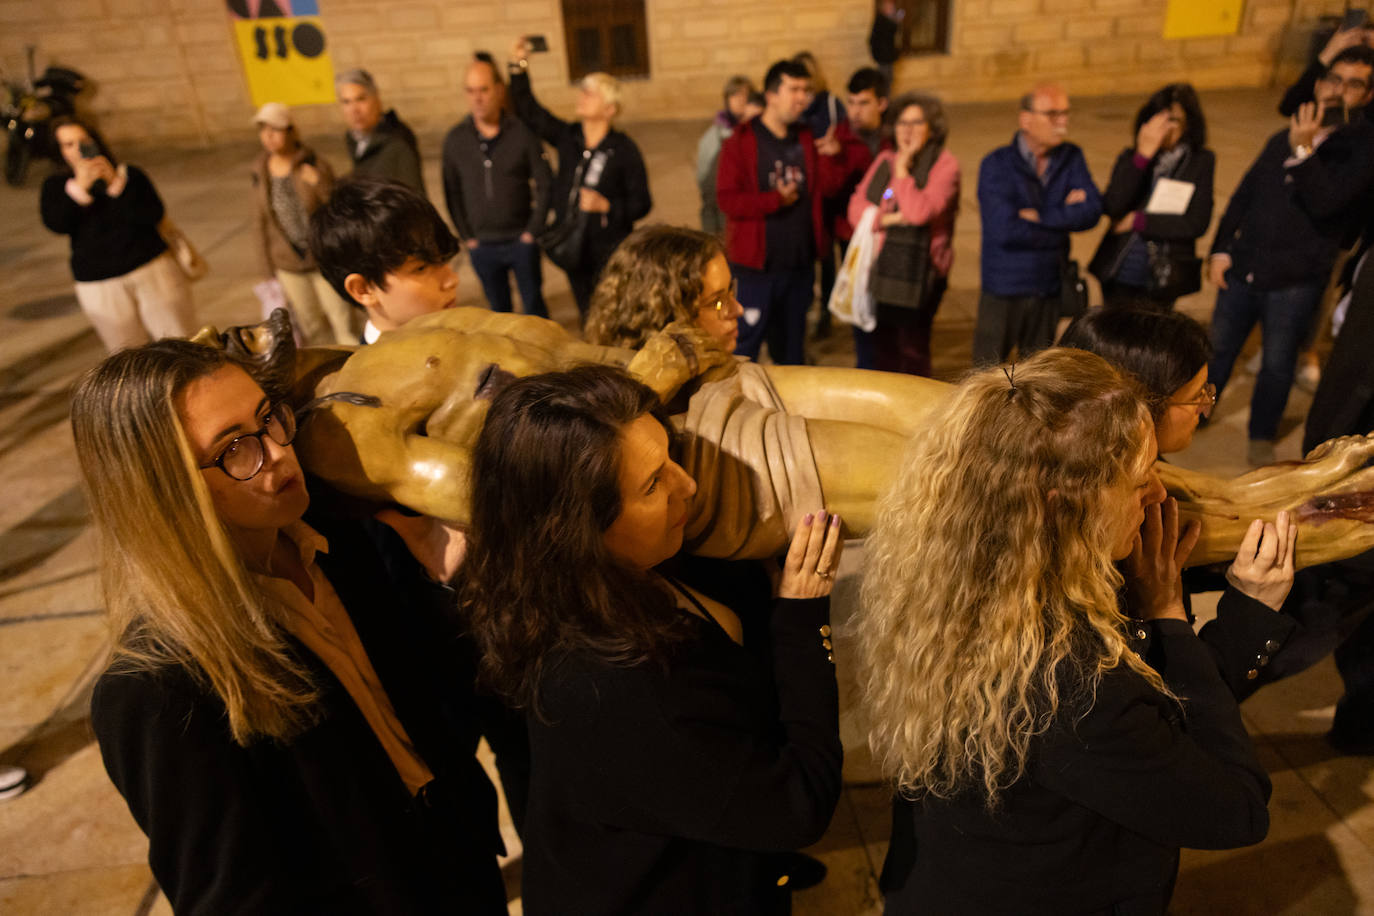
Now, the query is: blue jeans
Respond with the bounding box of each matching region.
[468,239,547,318]
[1207,273,1322,441]
[733,266,813,365]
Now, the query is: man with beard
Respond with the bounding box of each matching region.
[973,83,1102,366]
[1207,46,1374,466]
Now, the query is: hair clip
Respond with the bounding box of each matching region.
[1002,364,1017,397]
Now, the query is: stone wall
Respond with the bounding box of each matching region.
[0,0,1351,145]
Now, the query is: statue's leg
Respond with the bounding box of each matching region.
[807,418,910,535]
[763,365,952,439]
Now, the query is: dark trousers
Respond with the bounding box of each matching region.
[469,239,547,318]
[873,277,948,376]
[972,291,1059,366]
[1207,272,1323,441]
[564,266,600,321]
[734,266,813,365]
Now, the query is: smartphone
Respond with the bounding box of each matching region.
[527,34,549,53]
[79,141,100,159]
[1342,8,1368,30]
[1321,103,1350,127]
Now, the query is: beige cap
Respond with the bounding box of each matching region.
[253,102,292,130]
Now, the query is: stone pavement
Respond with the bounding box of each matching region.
[1,88,1371,915]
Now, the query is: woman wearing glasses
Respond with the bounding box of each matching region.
[846,92,960,376]
[73,341,507,914]
[1059,307,1299,697]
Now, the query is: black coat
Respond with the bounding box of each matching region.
[1306,248,1374,451]
[1088,145,1215,291]
[40,165,168,282]
[1211,122,1374,290]
[881,593,1272,916]
[90,514,506,916]
[520,592,841,915]
[507,70,652,271]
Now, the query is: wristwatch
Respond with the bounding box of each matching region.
[1293,143,1314,160]
[508,58,528,74]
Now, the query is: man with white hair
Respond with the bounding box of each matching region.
[973,83,1102,365]
[336,68,426,195]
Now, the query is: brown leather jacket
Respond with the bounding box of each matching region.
[252,145,335,278]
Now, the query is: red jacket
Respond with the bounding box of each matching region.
[828,119,879,243]
[716,119,847,270]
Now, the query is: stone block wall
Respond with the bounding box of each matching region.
[0,0,1351,145]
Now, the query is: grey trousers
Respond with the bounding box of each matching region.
[971,291,1059,366]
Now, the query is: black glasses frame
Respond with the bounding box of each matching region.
[197,402,298,481]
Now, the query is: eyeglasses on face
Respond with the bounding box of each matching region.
[198,402,298,481]
[1032,108,1071,120]
[696,277,740,317]
[1169,382,1217,418]
[895,116,927,128]
[1318,73,1371,93]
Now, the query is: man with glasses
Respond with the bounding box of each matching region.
[1207,46,1374,466]
[973,83,1102,366]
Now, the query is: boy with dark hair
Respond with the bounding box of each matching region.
[716,58,847,364]
[310,176,461,342]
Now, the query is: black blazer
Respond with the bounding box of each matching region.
[90,514,506,916]
[1088,145,1215,285]
[1211,122,1374,290]
[520,592,841,915]
[507,70,652,269]
[881,599,1271,915]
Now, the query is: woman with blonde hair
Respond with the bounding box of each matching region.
[508,37,652,318]
[73,340,506,913]
[858,347,1292,914]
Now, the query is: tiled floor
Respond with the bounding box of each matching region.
[1,86,1370,915]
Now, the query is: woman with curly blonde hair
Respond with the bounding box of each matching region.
[858,347,1288,914]
[584,224,741,351]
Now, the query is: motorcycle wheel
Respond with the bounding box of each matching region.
[4,137,29,187]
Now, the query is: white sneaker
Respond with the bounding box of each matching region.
[0,765,28,800]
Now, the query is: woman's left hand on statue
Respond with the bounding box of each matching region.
[1126,497,1200,621]
[779,510,845,599]
[1226,511,1297,611]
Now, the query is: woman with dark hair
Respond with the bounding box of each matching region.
[1089,83,1215,310]
[1059,306,1214,454]
[846,92,960,375]
[465,364,845,914]
[251,102,356,346]
[39,116,196,351]
[73,339,507,913]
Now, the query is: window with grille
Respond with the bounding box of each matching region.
[893,0,951,55]
[561,0,650,80]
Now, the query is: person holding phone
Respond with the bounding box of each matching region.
[1206,46,1374,466]
[507,36,652,319]
[39,117,196,352]
[1279,12,1374,119]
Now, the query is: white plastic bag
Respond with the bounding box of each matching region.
[828,205,878,333]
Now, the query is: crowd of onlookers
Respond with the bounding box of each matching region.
[18,19,1374,916]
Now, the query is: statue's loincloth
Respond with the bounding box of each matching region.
[679,362,823,558]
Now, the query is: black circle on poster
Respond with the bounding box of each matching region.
[292,23,326,58]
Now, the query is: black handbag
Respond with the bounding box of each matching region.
[537,155,590,272]
[1145,241,1203,300]
[1059,257,1089,318]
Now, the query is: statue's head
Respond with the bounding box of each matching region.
[190,308,299,405]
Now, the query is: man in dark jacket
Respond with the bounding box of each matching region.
[973,84,1103,366]
[1207,46,1374,466]
[337,69,427,196]
[442,54,552,317]
[717,58,846,365]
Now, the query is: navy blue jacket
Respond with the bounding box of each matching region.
[977,135,1103,297]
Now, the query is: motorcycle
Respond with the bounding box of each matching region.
[3,47,85,187]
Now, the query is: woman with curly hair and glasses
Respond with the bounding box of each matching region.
[857,347,1293,914]
[72,340,506,914]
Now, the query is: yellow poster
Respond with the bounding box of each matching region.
[1164,0,1245,39]
[228,1,336,107]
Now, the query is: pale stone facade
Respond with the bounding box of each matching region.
[0,0,1351,144]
